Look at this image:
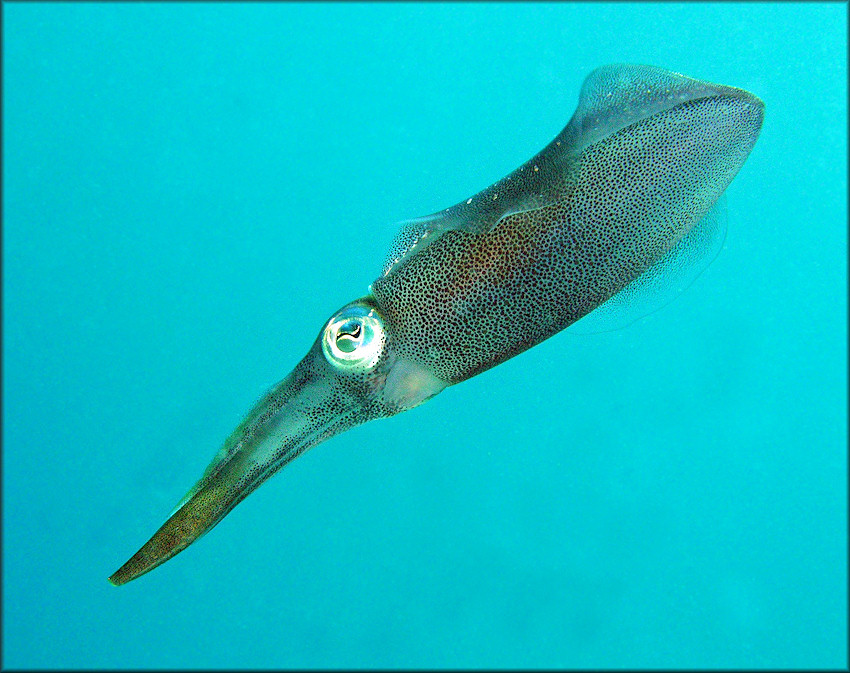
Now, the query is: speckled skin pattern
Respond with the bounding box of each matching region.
[109,65,763,585]
[372,93,764,382]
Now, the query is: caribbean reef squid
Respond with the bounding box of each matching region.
[109,64,764,585]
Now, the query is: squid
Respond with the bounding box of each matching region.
[109,64,764,585]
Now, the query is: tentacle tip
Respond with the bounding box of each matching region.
[108,566,132,586]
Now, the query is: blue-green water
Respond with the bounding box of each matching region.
[3,2,847,668]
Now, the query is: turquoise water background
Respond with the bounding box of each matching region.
[3,2,847,668]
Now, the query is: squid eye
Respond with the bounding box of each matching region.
[322,305,386,371]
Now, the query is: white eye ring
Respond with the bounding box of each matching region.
[321,305,386,372]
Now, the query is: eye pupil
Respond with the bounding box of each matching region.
[335,320,362,353]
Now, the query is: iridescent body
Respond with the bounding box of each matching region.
[110,65,764,585]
